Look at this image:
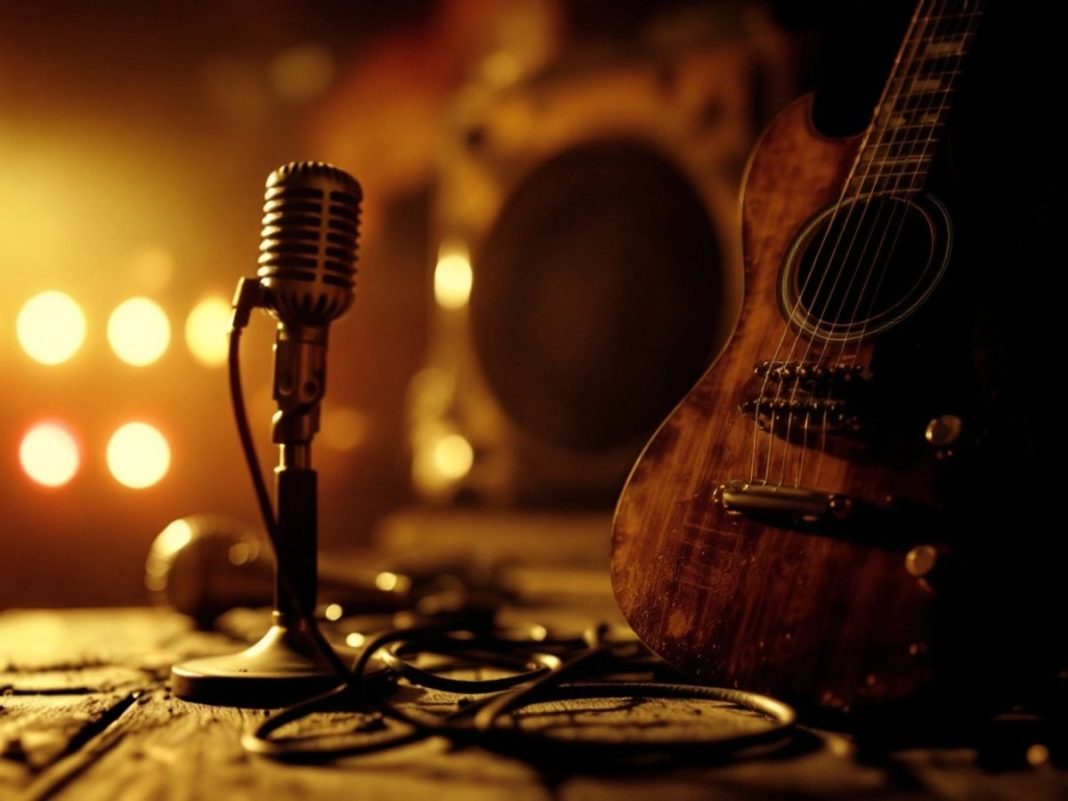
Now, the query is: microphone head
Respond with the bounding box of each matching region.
[257,161,362,326]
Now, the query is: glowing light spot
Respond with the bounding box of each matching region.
[270,43,336,101]
[155,519,194,559]
[185,296,231,367]
[374,572,399,592]
[324,603,343,622]
[345,632,366,649]
[1027,743,1050,767]
[433,240,473,309]
[107,422,170,489]
[17,291,86,365]
[108,298,170,366]
[19,422,80,487]
[321,406,368,451]
[431,434,474,480]
[228,542,253,566]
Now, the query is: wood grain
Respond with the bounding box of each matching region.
[612,96,940,711]
[1,609,1066,800]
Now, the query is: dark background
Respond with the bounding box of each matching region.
[0,1,1059,609]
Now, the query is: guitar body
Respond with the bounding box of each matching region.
[612,94,974,711]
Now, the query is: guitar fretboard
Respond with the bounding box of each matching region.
[848,0,984,197]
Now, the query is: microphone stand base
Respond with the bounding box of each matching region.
[172,618,352,708]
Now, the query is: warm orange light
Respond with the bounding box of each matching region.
[20,422,80,487]
[431,433,474,480]
[184,296,231,367]
[17,291,86,365]
[108,297,170,366]
[433,240,473,309]
[106,422,170,489]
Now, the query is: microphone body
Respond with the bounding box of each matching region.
[257,162,361,447]
[254,161,361,616]
[171,162,363,706]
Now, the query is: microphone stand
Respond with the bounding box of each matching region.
[172,161,364,707]
[171,319,348,707]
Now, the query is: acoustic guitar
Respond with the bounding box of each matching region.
[611,0,1006,712]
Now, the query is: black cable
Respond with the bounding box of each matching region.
[243,623,798,763]
[378,635,561,694]
[227,325,277,550]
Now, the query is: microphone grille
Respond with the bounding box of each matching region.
[257,161,362,324]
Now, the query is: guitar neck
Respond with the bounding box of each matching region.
[848,0,984,197]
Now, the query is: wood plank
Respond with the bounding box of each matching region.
[1,609,1066,801]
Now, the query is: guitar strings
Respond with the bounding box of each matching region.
[744,1,933,482]
[775,0,978,489]
[796,1,951,487]
[802,0,979,489]
[746,0,937,486]
[751,0,935,482]
[838,4,980,366]
[806,1,976,484]
[834,1,976,350]
[796,0,975,487]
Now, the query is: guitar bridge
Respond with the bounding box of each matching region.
[717,480,852,524]
[754,360,868,388]
[739,397,861,435]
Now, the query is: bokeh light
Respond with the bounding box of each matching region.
[107,298,171,366]
[17,291,87,365]
[106,422,170,489]
[19,422,80,487]
[431,433,474,480]
[184,296,231,367]
[433,240,473,309]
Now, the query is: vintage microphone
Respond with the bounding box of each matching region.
[171,162,364,706]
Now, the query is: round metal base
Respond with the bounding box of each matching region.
[172,618,361,707]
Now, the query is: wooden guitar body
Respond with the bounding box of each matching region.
[612,95,962,712]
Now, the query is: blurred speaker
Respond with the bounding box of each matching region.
[410,14,793,506]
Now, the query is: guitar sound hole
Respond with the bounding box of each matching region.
[780,194,951,342]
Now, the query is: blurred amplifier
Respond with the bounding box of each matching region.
[410,16,794,506]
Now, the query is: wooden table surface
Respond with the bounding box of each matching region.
[1,607,1065,801]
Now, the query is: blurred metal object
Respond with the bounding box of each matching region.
[146,514,412,630]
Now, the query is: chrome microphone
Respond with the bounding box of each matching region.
[171,162,364,706]
[258,161,361,327]
[257,161,362,448]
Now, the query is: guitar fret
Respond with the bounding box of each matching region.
[863,145,938,159]
[923,39,971,58]
[915,57,965,77]
[868,122,949,133]
[851,171,931,189]
[906,77,946,93]
[859,153,933,166]
[847,0,982,195]
[884,89,953,115]
[916,12,982,21]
